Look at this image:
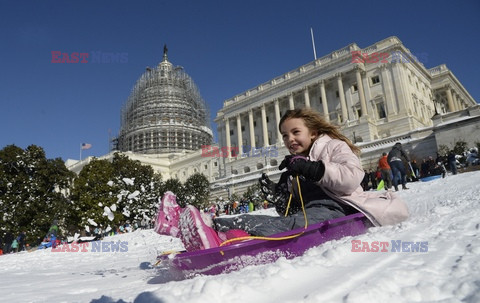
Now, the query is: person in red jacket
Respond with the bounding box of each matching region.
[378,152,393,190]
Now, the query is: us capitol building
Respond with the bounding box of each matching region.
[67,36,479,201]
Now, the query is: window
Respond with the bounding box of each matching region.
[376,102,386,119]
[371,76,380,85]
[356,108,362,119]
[336,91,339,98]
[229,129,234,136]
[241,126,245,132]
[337,113,342,123]
[352,84,358,92]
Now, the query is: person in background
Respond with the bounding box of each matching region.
[16,231,26,252]
[410,159,420,181]
[447,151,457,175]
[378,152,393,190]
[3,231,14,254]
[370,170,378,190]
[387,143,410,191]
[11,238,19,253]
[361,170,370,191]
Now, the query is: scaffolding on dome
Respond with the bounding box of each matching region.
[114,47,213,154]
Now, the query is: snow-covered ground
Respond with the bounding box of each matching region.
[1,171,480,303]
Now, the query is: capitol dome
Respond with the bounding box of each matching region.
[116,46,213,154]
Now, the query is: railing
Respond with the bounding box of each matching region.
[428,64,448,76]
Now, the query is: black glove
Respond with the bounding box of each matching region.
[279,155,307,171]
[258,173,289,208]
[279,155,325,181]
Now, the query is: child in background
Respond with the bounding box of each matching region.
[11,238,19,253]
[156,108,409,252]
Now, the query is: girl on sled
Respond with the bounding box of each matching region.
[155,108,409,251]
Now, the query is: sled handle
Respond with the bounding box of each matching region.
[219,175,308,250]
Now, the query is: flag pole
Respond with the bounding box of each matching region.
[80,144,82,161]
[310,27,317,60]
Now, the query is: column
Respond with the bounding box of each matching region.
[320,80,329,121]
[355,68,367,118]
[380,65,396,116]
[236,114,243,154]
[457,95,464,110]
[224,117,231,159]
[453,93,460,111]
[446,87,455,112]
[261,104,269,147]
[390,63,409,116]
[304,87,311,108]
[289,93,294,109]
[274,99,282,143]
[248,109,256,149]
[336,73,348,122]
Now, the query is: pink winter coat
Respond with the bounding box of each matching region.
[308,135,409,226]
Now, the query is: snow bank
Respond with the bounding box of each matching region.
[1,171,479,303]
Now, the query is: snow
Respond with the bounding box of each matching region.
[103,206,115,221]
[87,219,98,227]
[123,178,134,186]
[1,171,480,303]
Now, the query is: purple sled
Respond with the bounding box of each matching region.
[156,213,371,278]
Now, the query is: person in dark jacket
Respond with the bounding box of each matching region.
[369,170,378,189]
[3,232,14,254]
[16,231,26,252]
[447,151,457,175]
[361,170,370,191]
[387,143,410,191]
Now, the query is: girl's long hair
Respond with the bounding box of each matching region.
[279,108,361,155]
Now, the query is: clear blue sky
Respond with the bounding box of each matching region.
[1,0,479,161]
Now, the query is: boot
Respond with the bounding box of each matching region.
[394,185,399,191]
[153,191,181,237]
[179,205,222,251]
[402,185,409,190]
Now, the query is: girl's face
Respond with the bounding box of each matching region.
[280,118,317,155]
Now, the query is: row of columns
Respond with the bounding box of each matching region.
[222,70,369,158]
[445,86,465,113]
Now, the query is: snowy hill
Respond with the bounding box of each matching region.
[1,171,479,303]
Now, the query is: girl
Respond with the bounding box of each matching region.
[156,108,409,251]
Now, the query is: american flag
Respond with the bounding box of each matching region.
[81,143,92,150]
